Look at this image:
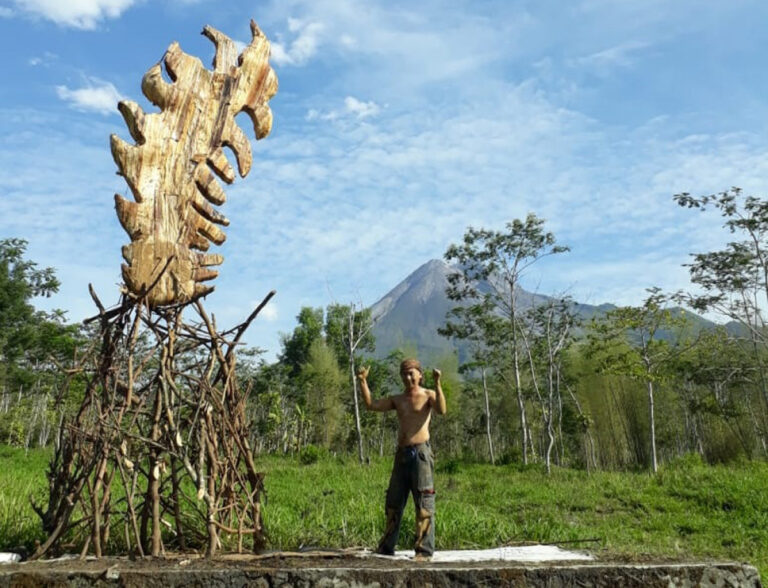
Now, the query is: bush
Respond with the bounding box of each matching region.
[436,458,460,475]
[497,447,522,466]
[299,444,323,465]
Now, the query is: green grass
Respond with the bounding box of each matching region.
[1,446,765,580]
[0,445,50,551]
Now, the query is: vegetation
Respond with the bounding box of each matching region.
[1,446,766,577]
[441,213,570,466]
[5,193,768,471]
[0,239,85,450]
[2,189,768,573]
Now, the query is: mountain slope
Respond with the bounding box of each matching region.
[370,259,461,361]
[369,259,580,361]
[369,259,718,361]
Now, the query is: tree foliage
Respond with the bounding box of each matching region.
[0,239,85,449]
[279,307,324,377]
[442,213,569,465]
[675,187,768,340]
[0,239,61,363]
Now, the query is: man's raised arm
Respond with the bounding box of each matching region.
[432,368,447,415]
[357,366,394,412]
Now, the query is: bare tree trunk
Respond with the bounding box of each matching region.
[481,367,495,464]
[349,356,365,464]
[545,371,555,475]
[38,392,51,447]
[647,379,658,473]
[512,346,528,465]
[694,413,705,457]
[556,377,564,466]
[746,401,768,456]
[25,386,42,452]
[565,383,596,472]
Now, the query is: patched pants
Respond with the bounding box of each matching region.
[377,442,435,556]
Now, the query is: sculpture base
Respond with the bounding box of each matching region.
[1,552,760,587]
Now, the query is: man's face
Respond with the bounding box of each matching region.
[401,367,422,389]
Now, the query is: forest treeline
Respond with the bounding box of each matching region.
[3,188,768,472]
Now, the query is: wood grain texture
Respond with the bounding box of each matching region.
[112,21,277,306]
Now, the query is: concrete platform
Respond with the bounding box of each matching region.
[0,551,761,587]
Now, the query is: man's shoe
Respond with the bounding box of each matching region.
[413,553,432,562]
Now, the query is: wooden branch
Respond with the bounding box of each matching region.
[88,283,106,316]
[229,290,277,350]
[37,282,272,558]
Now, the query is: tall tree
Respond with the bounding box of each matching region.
[519,297,575,474]
[443,214,569,464]
[0,239,85,448]
[587,288,689,473]
[324,303,375,463]
[301,339,345,449]
[279,307,324,377]
[440,303,497,463]
[0,238,60,365]
[675,328,765,459]
[675,187,768,424]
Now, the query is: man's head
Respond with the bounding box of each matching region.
[400,358,422,389]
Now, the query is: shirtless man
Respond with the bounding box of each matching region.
[357,358,447,559]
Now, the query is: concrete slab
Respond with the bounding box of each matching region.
[380,545,594,562]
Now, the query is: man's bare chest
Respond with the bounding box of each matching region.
[394,393,430,417]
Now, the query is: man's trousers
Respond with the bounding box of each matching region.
[377,442,435,556]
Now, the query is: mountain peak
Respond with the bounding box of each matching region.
[371,259,454,321]
[368,259,720,362]
[369,259,462,360]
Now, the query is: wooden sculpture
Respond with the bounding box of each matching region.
[33,23,279,559]
[112,20,277,306]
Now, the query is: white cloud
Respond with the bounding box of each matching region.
[56,79,124,115]
[305,96,381,122]
[0,7,14,17]
[28,51,58,67]
[11,0,136,29]
[305,108,337,122]
[261,0,520,98]
[259,302,279,322]
[344,96,380,119]
[571,41,650,72]
[271,18,324,66]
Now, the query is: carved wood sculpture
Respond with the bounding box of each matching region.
[112,20,277,306]
[31,22,279,561]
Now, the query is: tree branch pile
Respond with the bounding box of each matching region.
[30,289,275,559]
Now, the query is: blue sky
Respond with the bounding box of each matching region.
[1,0,767,358]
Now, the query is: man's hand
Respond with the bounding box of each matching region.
[357,366,370,381]
[432,368,441,381]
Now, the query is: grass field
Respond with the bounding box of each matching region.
[1,445,765,579]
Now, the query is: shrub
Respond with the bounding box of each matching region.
[299,444,322,465]
[437,458,460,474]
